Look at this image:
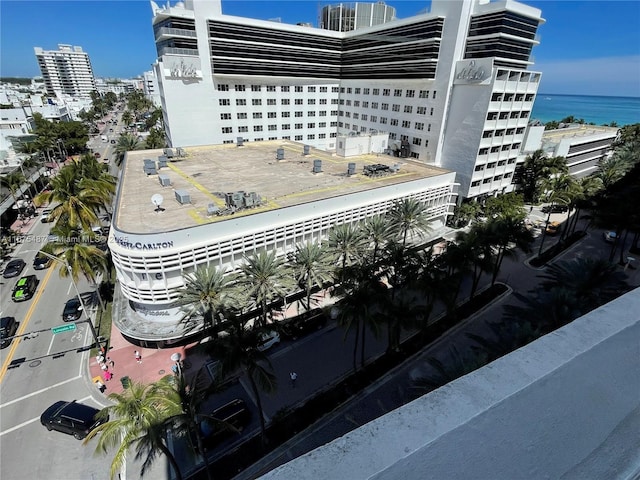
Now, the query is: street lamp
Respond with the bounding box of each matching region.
[26,250,102,348]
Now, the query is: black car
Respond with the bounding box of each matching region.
[40,400,108,440]
[62,297,83,322]
[11,275,38,302]
[541,204,569,214]
[279,309,328,340]
[33,253,52,270]
[0,317,18,349]
[198,399,250,451]
[3,258,26,278]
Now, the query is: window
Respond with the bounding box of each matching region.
[427,124,432,132]
[220,113,231,120]
[295,111,303,117]
[390,119,398,126]
[319,122,326,127]
[479,147,489,155]
[363,88,370,94]
[221,127,232,133]
[353,100,360,107]
[308,99,316,105]
[307,134,315,140]
[432,91,437,99]
[392,104,400,112]
[320,86,328,92]
[402,120,411,128]
[236,99,246,106]
[346,100,352,106]
[361,114,368,121]
[319,111,327,116]
[362,101,368,108]
[308,111,315,117]
[483,178,492,184]
[219,99,230,106]
[412,137,422,146]
[253,125,263,132]
[295,86,303,92]
[268,112,277,118]
[430,107,434,115]
[295,99,303,105]
[281,99,290,105]
[237,112,247,119]
[295,123,303,129]
[415,122,424,130]
[332,86,339,93]
[419,90,429,98]
[252,99,262,106]
[487,162,496,169]
[307,123,315,128]
[474,164,484,171]
[319,133,326,139]
[235,84,245,91]
[282,124,290,130]
[267,99,276,105]
[353,113,359,119]
[404,105,413,113]
[331,99,339,104]
[406,90,415,98]
[354,87,361,94]
[373,88,380,95]
[308,86,316,92]
[282,112,290,117]
[347,87,352,93]
[281,86,290,92]
[383,89,390,96]
[471,180,481,187]
[320,99,327,105]
[380,117,387,124]
[381,103,389,110]
[238,126,248,132]
[217,84,229,91]
[394,89,402,97]
[295,135,303,141]
[370,115,377,122]
[268,125,277,131]
[417,106,426,115]
[251,85,261,92]
[266,85,276,92]
[253,112,263,119]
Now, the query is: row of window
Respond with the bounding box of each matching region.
[217,84,339,93]
[222,122,338,133]
[470,172,513,187]
[490,93,535,102]
[474,158,517,171]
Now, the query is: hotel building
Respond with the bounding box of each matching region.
[150,0,544,200]
[34,44,96,97]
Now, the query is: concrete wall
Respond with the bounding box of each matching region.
[261,288,640,480]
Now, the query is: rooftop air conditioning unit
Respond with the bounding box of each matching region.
[164,148,174,158]
[303,145,310,155]
[175,189,191,204]
[157,156,168,168]
[312,159,322,173]
[158,174,171,186]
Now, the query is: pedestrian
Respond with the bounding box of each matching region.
[101,363,108,371]
[107,357,115,368]
[95,380,106,393]
[289,371,298,388]
[134,350,142,363]
[96,353,105,364]
[103,369,112,382]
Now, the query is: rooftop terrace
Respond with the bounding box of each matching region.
[115,140,449,235]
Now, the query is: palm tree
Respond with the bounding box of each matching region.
[362,215,392,265]
[239,250,292,328]
[0,171,26,204]
[145,127,166,149]
[327,222,367,284]
[114,133,141,167]
[121,110,134,127]
[35,165,114,231]
[516,150,568,204]
[450,225,494,298]
[537,173,574,255]
[386,197,431,247]
[289,241,332,313]
[207,315,277,446]
[179,265,235,336]
[484,215,534,285]
[84,378,183,480]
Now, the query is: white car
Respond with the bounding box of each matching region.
[257,330,280,352]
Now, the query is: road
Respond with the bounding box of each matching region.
[0,108,131,480]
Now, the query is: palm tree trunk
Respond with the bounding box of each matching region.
[352,319,360,375]
[491,248,505,286]
[538,212,552,256]
[157,442,183,480]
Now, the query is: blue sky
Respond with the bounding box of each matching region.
[1,0,639,96]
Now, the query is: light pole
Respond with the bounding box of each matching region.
[27,250,102,348]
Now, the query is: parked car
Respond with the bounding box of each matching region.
[197,399,250,451]
[94,152,101,158]
[3,258,26,278]
[0,317,18,349]
[33,252,53,270]
[12,275,39,302]
[256,330,281,351]
[62,297,83,322]
[545,221,560,235]
[603,231,617,243]
[40,400,108,440]
[110,139,116,144]
[541,204,569,214]
[40,207,54,223]
[279,310,328,340]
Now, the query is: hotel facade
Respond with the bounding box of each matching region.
[150,0,544,199]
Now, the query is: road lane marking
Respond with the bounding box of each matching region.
[0,375,81,408]
[0,395,91,437]
[46,330,55,355]
[0,266,55,383]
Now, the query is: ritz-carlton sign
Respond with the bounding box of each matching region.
[114,236,174,250]
[454,59,492,85]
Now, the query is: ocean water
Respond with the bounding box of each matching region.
[531,94,640,127]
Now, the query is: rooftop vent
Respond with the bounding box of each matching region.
[276,148,285,160]
[303,145,310,155]
[157,156,168,168]
[143,159,157,175]
[163,148,174,158]
[313,159,322,173]
[176,147,186,157]
[175,189,191,204]
[237,137,244,147]
[207,203,219,216]
[158,174,171,187]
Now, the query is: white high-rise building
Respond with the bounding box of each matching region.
[34,44,96,97]
[320,2,397,31]
[150,0,544,200]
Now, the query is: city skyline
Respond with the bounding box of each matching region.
[1,0,639,97]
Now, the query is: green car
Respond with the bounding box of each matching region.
[12,275,38,302]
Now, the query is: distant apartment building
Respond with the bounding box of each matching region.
[142,70,162,106]
[34,44,96,97]
[320,2,396,31]
[150,0,544,199]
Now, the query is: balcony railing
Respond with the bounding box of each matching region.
[159,46,199,57]
[154,27,197,41]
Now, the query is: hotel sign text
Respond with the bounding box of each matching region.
[114,236,174,250]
